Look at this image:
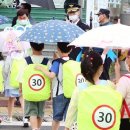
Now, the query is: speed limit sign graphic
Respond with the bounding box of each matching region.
[92,105,116,129]
[29,74,45,91]
[76,74,86,86]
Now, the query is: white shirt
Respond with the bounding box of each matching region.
[52,57,69,97]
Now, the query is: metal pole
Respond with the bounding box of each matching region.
[86,0,94,26]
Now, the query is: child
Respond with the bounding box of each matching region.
[0,52,4,92]
[35,42,73,130]
[3,51,25,123]
[64,51,122,130]
[116,49,130,130]
[17,42,51,130]
[0,52,4,124]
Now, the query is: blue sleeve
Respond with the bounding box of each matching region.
[50,61,60,75]
[107,49,117,62]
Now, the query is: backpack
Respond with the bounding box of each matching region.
[10,58,25,88]
[22,56,51,101]
[56,58,86,98]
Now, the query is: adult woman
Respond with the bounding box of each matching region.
[65,51,122,130]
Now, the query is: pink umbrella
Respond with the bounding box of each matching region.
[0,29,30,53]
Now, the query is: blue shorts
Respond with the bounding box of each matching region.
[53,94,70,121]
[4,89,20,97]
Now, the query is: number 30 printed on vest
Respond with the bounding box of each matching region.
[76,74,86,86]
[92,105,116,129]
[29,74,45,91]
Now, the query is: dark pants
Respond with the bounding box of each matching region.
[69,47,89,61]
[120,119,130,130]
[92,48,112,80]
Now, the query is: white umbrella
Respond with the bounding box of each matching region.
[0,29,23,41]
[69,23,130,49]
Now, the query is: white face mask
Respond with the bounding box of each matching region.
[69,15,79,22]
[125,60,130,72]
[17,19,29,26]
[98,17,101,23]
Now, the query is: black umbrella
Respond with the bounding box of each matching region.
[25,0,55,9]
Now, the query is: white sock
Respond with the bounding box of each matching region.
[9,117,12,121]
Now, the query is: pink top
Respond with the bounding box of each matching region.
[116,74,130,118]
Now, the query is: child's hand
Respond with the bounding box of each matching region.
[64,128,70,130]
[112,78,117,84]
[35,65,43,71]
[114,59,121,83]
[19,87,22,95]
[114,59,120,73]
[102,48,109,55]
[19,83,22,96]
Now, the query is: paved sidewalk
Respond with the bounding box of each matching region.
[0,94,62,129]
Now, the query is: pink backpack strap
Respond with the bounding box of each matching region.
[121,75,130,118]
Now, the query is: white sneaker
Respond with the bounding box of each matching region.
[4,117,12,123]
[23,118,29,127]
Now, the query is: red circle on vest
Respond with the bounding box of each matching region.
[76,73,86,86]
[92,105,116,129]
[28,74,45,91]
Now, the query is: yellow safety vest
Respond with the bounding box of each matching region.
[22,57,51,101]
[10,58,25,88]
[0,65,4,92]
[61,60,86,98]
[77,85,122,130]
